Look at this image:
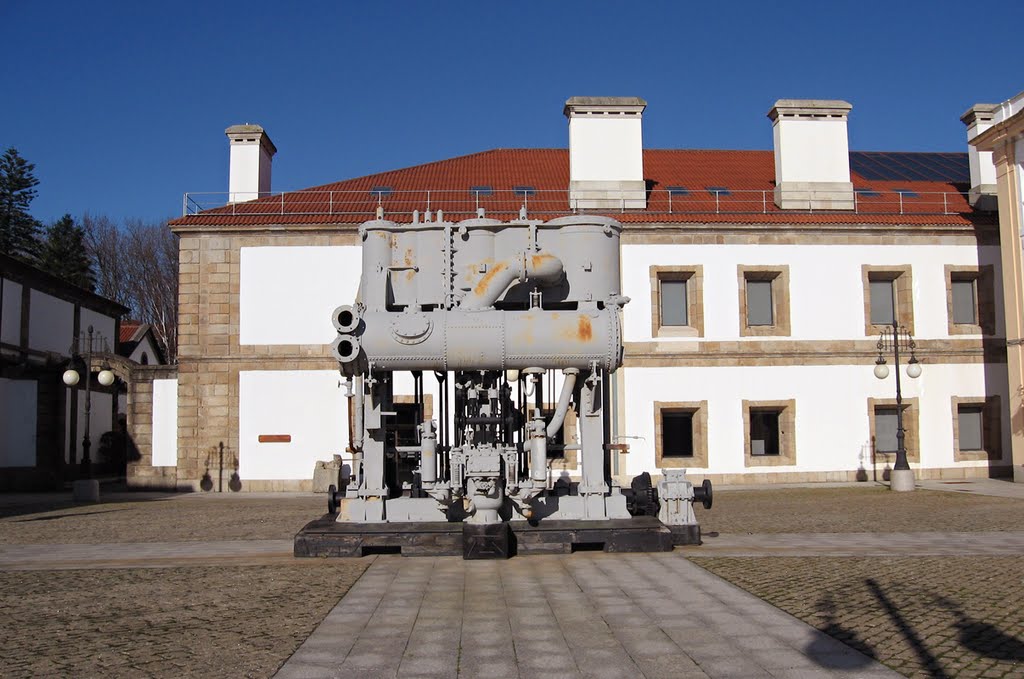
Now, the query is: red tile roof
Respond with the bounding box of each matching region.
[119,320,142,344]
[171,149,990,228]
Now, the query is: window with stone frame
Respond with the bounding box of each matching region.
[743,399,796,467]
[952,396,1002,462]
[867,397,920,464]
[650,266,703,338]
[654,401,708,468]
[946,265,996,336]
[863,265,914,336]
[737,266,791,337]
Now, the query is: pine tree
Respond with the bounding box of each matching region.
[41,214,95,291]
[0,147,43,262]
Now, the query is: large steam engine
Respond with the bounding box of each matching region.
[312,213,709,558]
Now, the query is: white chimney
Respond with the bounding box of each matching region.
[564,97,647,209]
[768,100,854,210]
[961,104,998,209]
[226,124,276,203]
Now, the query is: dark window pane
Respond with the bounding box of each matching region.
[958,406,984,450]
[661,280,688,326]
[875,407,899,452]
[662,411,694,457]
[952,279,977,325]
[870,279,895,325]
[750,410,780,455]
[747,280,773,326]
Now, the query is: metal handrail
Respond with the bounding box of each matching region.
[181,188,975,218]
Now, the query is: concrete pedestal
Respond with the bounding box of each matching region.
[73,479,100,502]
[889,469,916,492]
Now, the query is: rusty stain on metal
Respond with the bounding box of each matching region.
[405,248,415,281]
[474,261,507,296]
[531,253,554,268]
[577,315,592,341]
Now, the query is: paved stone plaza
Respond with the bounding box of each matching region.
[0,481,1022,677]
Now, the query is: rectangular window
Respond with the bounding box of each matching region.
[863,266,913,335]
[952,396,1001,461]
[738,266,791,337]
[743,400,796,467]
[951,280,977,325]
[662,411,694,457]
[661,279,688,326]
[749,410,781,456]
[870,279,895,326]
[746,280,774,326]
[957,405,984,451]
[874,407,899,453]
[650,266,703,338]
[654,401,708,468]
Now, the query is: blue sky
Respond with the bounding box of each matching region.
[1,0,1020,224]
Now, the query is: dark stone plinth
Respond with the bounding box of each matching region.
[512,516,674,555]
[294,514,681,558]
[293,515,461,557]
[463,522,511,560]
[667,524,702,546]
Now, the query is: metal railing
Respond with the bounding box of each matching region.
[182,188,975,219]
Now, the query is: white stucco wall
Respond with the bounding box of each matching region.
[239,246,362,345]
[239,370,350,480]
[1,279,21,345]
[622,363,1008,476]
[228,143,270,202]
[28,290,74,354]
[569,116,643,182]
[0,378,37,467]
[622,243,1003,342]
[773,117,850,184]
[152,379,178,467]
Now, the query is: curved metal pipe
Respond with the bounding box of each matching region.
[546,368,579,438]
[461,250,563,310]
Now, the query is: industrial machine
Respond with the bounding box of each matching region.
[298,212,710,558]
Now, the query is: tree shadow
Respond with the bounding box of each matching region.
[933,594,1024,661]
[805,593,878,670]
[866,578,951,678]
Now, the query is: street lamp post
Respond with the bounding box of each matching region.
[62,325,115,502]
[873,322,921,492]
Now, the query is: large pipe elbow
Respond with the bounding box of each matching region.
[461,250,563,309]
[546,368,579,438]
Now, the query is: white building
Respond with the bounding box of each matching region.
[0,254,127,488]
[130,96,1010,491]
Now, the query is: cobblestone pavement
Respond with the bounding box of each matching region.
[3,486,1024,677]
[0,561,368,679]
[694,556,1024,679]
[693,485,1024,535]
[0,493,325,544]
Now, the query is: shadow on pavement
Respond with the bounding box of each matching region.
[867,578,951,679]
[933,594,1024,662]
[805,593,878,670]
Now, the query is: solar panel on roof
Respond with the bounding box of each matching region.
[892,188,919,198]
[849,152,969,183]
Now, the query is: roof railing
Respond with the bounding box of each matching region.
[181,188,976,219]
